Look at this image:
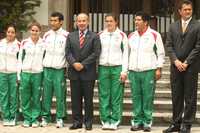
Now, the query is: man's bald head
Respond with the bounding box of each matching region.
[76,13,89,21]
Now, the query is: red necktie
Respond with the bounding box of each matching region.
[80,31,84,48]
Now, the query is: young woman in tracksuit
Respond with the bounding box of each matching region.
[19,22,45,127]
[98,14,128,130]
[0,24,20,126]
[128,12,165,132]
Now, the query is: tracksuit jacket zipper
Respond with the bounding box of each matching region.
[51,33,57,67]
[30,45,36,72]
[5,46,8,72]
[107,33,112,66]
[136,37,141,70]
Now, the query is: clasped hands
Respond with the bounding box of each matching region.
[174,59,188,72]
[73,62,84,71]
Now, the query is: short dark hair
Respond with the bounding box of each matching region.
[105,13,118,22]
[135,11,150,23]
[51,12,64,21]
[178,0,193,10]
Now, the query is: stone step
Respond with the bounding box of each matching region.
[158,71,200,79]
[156,80,200,90]
[66,88,200,99]
[7,108,200,125]
[66,79,200,90]
[162,65,170,71]
[51,97,200,112]
[49,109,200,125]
[58,56,200,125]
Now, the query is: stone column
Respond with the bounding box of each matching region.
[111,0,120,16]
[48,0,68,29]
[174,0,181,20]
[194,0,200,19]
[66,0,74,31]
[80,0,89,13]
[142,0,152,14]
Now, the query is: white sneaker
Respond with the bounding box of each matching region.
[56,119,64,128]
[109,123,118,130]
[32,121,40,128]
[8,119,16,126]
[3,120,10,126]
[102,122,110,130]
[22,121,30,128]
[143,122,152,132]
[40,118,48,127]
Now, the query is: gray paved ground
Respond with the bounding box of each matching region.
[0,122,199,133]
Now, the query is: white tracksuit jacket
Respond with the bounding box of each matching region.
[0,38,20,73]
[19,37,46,73]
[128,27,165,72]
[43,28,69,69]
[99,28,129,74]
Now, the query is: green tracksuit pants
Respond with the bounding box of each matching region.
[0,73,18,121]
[128,70,155,126]
[98,65,124,125]
[42,68,66,121]
[20,72,42,124]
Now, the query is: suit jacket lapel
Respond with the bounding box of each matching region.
[74,31,81,49]
[184,18,194,34]
[177,20,183,35]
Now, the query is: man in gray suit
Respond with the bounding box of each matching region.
[65,13,101,130]
[163,1,200,133]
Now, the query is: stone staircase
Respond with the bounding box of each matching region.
[60,56,200,125]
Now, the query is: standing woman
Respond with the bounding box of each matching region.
[98,14,128,130]
[19,22,45,127]
[0,24,20,126]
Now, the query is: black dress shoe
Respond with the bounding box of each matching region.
[130,124,143,131]
[179,125,191,133]
[143,126,151,132]
[162,124,180,133]
[69,123,82,130]
[85,124,92,130]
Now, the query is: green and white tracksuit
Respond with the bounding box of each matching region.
[42,28,68,121]
[98,28,128,125]
[128,27,165,126]
[0,38,20,121]
[19,37,45,124]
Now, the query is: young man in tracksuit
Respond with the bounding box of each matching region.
[98,14,128,130]
[19,22,45,127]
[41,12,69,128]
[0,25,20,126]
[128,12,165,132]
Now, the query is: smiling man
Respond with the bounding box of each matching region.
[128,11,165,132]
[163,1,200,133]
[65,13,101,130]
[41,12,69,128]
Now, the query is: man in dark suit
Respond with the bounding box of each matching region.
[163,1,200,133]
[65,13,101,130]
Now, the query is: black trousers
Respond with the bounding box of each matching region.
[70,79,95,125]
[170,65,198,126]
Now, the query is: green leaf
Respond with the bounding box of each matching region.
[0,0,41,37]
